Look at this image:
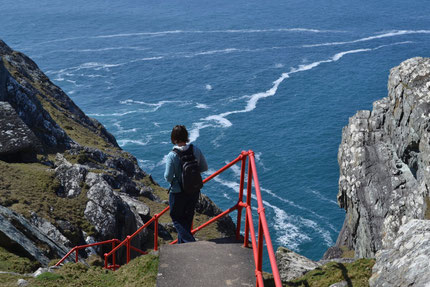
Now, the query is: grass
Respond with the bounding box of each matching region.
[0,160,95,241]
[285,258,375,287]
[0,254,158,287]
[340,245,355,259]
[40,254,157,287]
[0,246,40,273]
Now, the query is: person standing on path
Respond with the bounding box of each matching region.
[164,125,208,243]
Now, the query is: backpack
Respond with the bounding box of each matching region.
[173,144,203,195]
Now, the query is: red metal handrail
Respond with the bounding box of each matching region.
[56,150,282,286]
[55,239,120,267]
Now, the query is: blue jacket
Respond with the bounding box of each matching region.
[164,144,208,193]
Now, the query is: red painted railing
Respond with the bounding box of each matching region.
[56,150,282,286]
[55,239,120,267]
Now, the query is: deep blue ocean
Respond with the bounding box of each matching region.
[2,0,430,270]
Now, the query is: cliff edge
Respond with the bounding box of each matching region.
[0,39,235,271]
[336,57,430,285]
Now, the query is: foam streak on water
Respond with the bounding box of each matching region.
[189,41,412,143]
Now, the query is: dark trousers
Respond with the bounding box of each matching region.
[169,191,200,243]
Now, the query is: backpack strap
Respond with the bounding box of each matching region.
[172,144,193,157]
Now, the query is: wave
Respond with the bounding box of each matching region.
[46,61,126,76]
[205,84,213,91]
[303,29,429,47]
[88,110,138,117]
[196,103,209,109]
[211,174,335,250]
[308,190,338,205]
[137,159,156,172]
[113,121,139,134]
[117,139,150,147]
[29,27,345,48]
[94,28,346,39]
[120,99,187,113]
[190,41,413,142]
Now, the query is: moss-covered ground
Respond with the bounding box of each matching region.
[285,258,375,287]
[0,160,96,240]
[0,254,159,287]
[0,246,40,273]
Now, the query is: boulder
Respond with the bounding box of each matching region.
[275,246,320,282]
[55,154,88,198]
[84,173,148,259]
[196,193,236,237]
[369,219,430,286]
[30,212,72,248]
[0,205,70,266]
[0,101,38,161]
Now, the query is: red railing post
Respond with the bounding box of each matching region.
[75,249,78,263]
[126,236,131,263]
[112,241,116,270]
[154,215,159,251]
[104,253,108,269]
[257,217,264,275]
[235,153,247,240]
[243,158,253,248]
[249,151,282,287]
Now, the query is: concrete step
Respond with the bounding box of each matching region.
[157,238,255,287]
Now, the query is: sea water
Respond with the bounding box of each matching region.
[2,0,430,270]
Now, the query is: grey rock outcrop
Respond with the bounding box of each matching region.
[0,101,38,161]
[275,246,321,282]
[0,40,118,150]
[336,57,430,258]
[0,205,70,265]
[369,219,430,286]
[84,173,148,248]
[30,212,72,248]
[196,193,236,237]
[55,154,88,197]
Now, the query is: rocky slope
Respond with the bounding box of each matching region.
[0,39,235,269]
[336,57,430,257]
[335,57,430,285]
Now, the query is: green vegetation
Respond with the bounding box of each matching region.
[286,259,375,287]
[0,255,158,287]
[340,245,355,259]
[0,160,95,240]
[0,246,40,273]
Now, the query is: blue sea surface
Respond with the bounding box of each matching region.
[2,0,430,270]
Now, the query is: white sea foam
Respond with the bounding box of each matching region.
[211,174,322,250]
[138,159,156,172]
[157,154,170,167]
[189,42,412,144]
[32,28,345,46]
[205,84,213,91]
[129,56,164,63]
[303,29,430,47]
[88,110,138,117]
[93,28,345,39]
[308,190,338,205]
[196,103,209,109]
[275,63,284,68]
[113,121,138,134]
[120,99,185,112]
[117,139,150,147]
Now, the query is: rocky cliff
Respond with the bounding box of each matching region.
[0,39,235,269]
[335,57,430,285]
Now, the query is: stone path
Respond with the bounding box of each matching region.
[157,238,255,286]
